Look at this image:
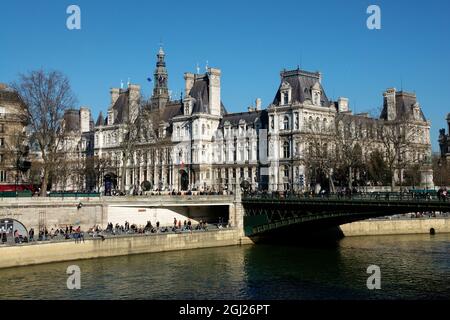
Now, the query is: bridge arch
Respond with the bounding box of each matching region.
[0,218,28,243]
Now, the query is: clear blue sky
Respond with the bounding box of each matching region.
[1,0,449,151]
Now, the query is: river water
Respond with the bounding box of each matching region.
[0,233,449,300]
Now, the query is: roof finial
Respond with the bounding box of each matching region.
[196,62,200,74]
[205,60,209,71]
[158,38,165,56]
[127,78,131,87]
[120,80,124,89]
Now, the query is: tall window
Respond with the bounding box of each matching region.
[283,141,290,158]
[283,92,289,105]
[283,166,289,178]
[283,116,290,130]
[0,170,6,182]
[313,92,320,106]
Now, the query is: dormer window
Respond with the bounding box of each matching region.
[280,81,291,105]
[313,92,320,106]
[311,82,322,106]
[183,98,192,115]
[283,92,289,105]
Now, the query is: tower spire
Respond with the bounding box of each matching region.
[151,46,169,110]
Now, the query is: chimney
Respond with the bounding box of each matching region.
[0,83,7,90]
[80,107,91,133]
[383,88,397,121]
[255,98,262,111]
[337,97,349,113]
[207,67,221,117]
[110,88,120,107]
[128,84,141,123]
[184,73,195,96]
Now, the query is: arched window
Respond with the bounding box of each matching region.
[308,116,313,130]
[283,116,290,130]
[283,141,290,158]
[323,118,327,131]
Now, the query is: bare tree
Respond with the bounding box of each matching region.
[12,70,77,196]
[332,114,370,190]
[302,121,337,192]
[379,114,421,191]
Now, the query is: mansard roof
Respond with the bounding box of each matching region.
[379,91,426,121]
[273,69,330,106]
[110,91,130,125]
[96,111,105,126]
[160,101,183,122]
[219,109,268,128]
[187,74,227,115]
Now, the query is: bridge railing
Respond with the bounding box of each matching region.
[242,190,448,203]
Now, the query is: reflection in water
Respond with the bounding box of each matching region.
[0,234,448,300]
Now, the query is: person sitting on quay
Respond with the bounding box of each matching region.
[14,229,21,244]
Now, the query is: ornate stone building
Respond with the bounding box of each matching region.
[94,47,267,193]
[92,48,433,194]
[267,68,433,191]
[0,83,29,190]
[53,107,94,191]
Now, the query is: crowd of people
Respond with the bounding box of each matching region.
[0,225,86,245]
[100,217,222,236]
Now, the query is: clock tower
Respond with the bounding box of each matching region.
[151,46,170,110]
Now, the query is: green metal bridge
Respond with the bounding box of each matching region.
[242,193,450,237]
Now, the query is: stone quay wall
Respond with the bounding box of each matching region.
[0,229,242,269]
[340,218,450,236]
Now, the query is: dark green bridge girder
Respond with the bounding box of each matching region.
[241,196,450,237]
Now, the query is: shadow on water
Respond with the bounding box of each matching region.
[249,223,345,249]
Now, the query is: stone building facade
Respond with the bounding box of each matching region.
[267,69,433,191]
[0,83,29,190]
[52,107,94,191]
[91,48,433,194]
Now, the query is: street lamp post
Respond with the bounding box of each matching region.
[438,160,443,188]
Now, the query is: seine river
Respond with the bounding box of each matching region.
[0,233,449,300]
